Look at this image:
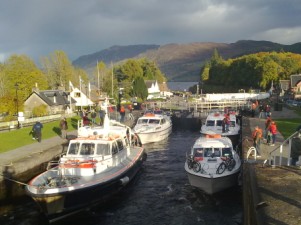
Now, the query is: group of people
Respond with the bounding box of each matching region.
[252,114,278,156]
[30,103,136,143]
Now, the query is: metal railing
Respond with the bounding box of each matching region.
[269,131,300,166]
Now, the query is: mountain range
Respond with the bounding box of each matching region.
[72,40,301,82]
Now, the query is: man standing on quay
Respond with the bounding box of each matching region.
[59,117,68,139]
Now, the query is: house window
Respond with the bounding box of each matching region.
[75,92,81,98]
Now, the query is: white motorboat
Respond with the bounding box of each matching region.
[200,111,241,146]
[25,101,146,223]
[185,134,241,195]
[133,109,172,144]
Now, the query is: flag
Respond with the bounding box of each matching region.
[69,80,74,91]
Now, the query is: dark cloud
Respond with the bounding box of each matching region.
[0,0,300,63]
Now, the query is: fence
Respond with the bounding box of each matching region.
[0,113,77,131]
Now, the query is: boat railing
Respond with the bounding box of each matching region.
[268,130,300,166]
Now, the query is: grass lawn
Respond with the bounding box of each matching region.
[0,117,80,153]
[275,118,300,139]
[275,106,301,139]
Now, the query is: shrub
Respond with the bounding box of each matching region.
[32,105,47,117]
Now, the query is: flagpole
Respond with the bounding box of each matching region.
[111,62,113,98]
[79,76,83,111]
[97,61,100,94]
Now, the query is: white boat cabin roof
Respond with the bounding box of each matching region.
[193,135,233,149]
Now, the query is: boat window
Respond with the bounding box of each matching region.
[138,119,148,124]
[68,143,80,155]
[206,120,215,126]
[80,143,95,155]
[149,119,160,124]
[216,120,223,126]
[213,148,221,157]
[230,121,236,127]
[204,148,212,157]
[116,139,124,151]
[112,142,118,155]
[222,148,232,157]
[193,148,203,157]
[96,143,110,156]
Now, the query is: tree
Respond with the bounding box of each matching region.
[2,54,48,115]
[132,77,148,101]
[41,50,74,90]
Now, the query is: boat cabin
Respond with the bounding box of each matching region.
[59,135,129,176]
[205,112,237,128]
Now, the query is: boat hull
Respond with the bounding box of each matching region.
[26,151,147,223]
[137,125,172,144]
[185,168,240,195]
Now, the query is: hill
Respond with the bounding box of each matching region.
[72,40,301,82]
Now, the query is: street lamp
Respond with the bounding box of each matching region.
[14,83,20,129]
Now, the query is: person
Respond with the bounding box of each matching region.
[264,115,272,144]
[128,104,134,120]
[222,117,226,133]
[269,121,277,146]
[265,104,271,118]
[82,113,90,126]
[225,113,230,132]
[252,126,262,157]
[59,117,68,139]
[258,103,265,119]
[91,110,97,124]
[251,102,257,117]
[32,121,43,142]
[120,105,125,122]
[99,108,105,126]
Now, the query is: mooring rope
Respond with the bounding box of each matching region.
[0,173,27,186]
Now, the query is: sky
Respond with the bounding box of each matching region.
[1,0,301,63]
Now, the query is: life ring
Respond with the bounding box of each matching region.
[206,134,221,138]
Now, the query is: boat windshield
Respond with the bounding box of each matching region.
[80,143,95,155]
[222,147,233,157]
[203,148,221,157]
[149,119,160,124]
[96,143,110,156]
[193,148,203,157]
[137,119,149,124]
[68,142,80,155]
[206,120,215,126]
[216,120,223,126]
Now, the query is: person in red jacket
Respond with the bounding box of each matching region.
[269,121,277,146]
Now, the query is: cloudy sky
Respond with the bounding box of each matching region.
[1,0,301,63]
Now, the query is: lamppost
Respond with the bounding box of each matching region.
[14,83,20,129]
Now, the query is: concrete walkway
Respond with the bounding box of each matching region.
[242,106,301,225]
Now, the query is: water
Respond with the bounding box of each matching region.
[0,130,243,225]
[167,82,198,92]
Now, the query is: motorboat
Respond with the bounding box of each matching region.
[25,101,146,223]
[184,134,241,195]
[200,111,241,146]
[133,109,172,144]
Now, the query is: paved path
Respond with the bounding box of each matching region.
[243,106,300,164]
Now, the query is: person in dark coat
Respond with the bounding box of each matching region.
[32,121,43,142]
